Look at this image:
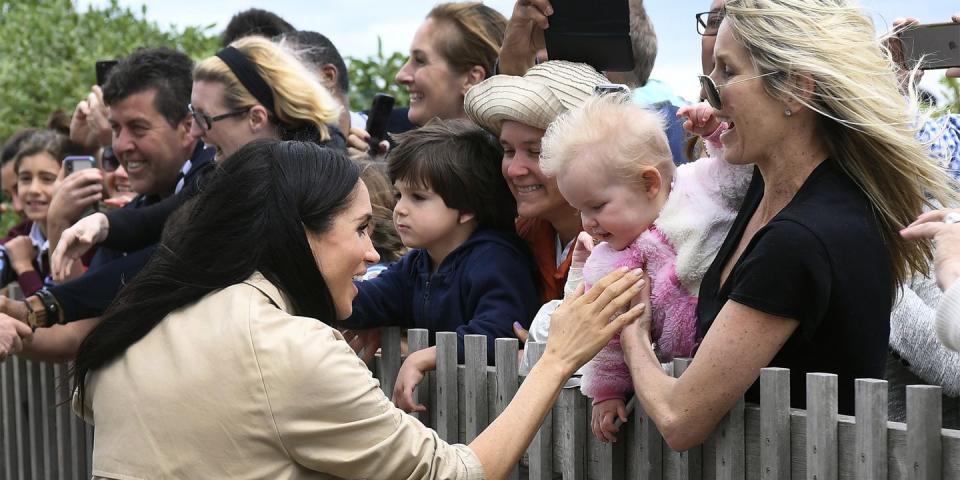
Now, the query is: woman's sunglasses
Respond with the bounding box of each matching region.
[100,147,120,172]
[697,72,776,110]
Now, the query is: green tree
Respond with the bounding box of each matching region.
[940,76,960,115]
[0,0,220,142]
[347,37,409,112]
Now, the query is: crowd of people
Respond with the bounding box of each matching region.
[0,0,958,477]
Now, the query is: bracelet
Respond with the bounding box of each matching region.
[34,288,63,327]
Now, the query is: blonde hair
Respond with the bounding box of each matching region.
[541,94,675,188]
[724,0,956,286]
[194,36,340,141]
[427,2,507,77]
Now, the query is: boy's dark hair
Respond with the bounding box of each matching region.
[102,47,193,129]
[1,128,39,166]
[222,8,295,46]
[388,119,515,232]
[281,30,349,94]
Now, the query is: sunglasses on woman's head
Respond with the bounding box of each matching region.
[697,72,777,110]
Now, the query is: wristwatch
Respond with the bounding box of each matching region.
[23,288,63,330]
[24,295,46,330]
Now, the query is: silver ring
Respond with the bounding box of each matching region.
[945,212,960,225]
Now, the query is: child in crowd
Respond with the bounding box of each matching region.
[0,130,76,295]
[540,94,752,442]
[343,119,540,413]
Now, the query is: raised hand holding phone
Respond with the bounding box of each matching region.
[897,18,960,71]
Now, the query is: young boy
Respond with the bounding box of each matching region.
[342,119,539,413]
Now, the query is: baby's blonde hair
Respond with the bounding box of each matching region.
[540,93,675,189]
[724,0,957,287]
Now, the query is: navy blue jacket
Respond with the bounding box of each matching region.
[343,229,539,364]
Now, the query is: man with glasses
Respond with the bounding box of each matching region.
[0,47,214,360]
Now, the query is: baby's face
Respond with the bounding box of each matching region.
[557,154,662,251]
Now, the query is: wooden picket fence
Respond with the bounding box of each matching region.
[374,328,960,480]
[2,325,959,479]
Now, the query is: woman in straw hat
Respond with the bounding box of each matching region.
[464,60,608,302]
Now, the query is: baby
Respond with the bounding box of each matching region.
[540,94,752,442]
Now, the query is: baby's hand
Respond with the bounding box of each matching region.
[677,102,721,138]
[591,397,628,443]
[571,231,595,268]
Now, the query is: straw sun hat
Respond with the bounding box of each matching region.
[464,60,608,136]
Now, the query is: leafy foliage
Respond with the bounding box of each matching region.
[0,0,220,142]
[346,37,409,112]
[940,76,960,115]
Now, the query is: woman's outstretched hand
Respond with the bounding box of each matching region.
[545,268,646,375]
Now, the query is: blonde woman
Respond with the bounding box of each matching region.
[608,0,957,451]
[190,35,342,161]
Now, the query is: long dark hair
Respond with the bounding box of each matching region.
[73,140,361,400]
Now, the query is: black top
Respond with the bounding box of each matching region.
[696,159,892,414]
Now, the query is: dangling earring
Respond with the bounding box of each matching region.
[784,108,793,117]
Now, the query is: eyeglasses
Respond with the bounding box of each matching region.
[188,103,251,131]
[698,72,776,110]
[696,10,724,36]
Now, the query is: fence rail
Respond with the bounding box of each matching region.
[2,326,959,479]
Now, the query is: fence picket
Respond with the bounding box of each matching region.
[855,378,887,480]
[555,387,586,479]
[524,342,553,480]
[463,335,487,442]
[806,373,838,480]
[13,355,29,479]
[377,326,402,397]
[26,360,43,478]
[494,338,519,480]
[907,385,943,480]
[760,367,790,480]
[436,332,458,443]
[1,354,17,480]
[407,328,430,426]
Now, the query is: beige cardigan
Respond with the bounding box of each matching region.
[75,273,484,479]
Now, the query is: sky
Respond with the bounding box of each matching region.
[75,0,959,103]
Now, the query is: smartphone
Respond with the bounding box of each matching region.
[899,22,960,70]
[64,155,96,177]
[96,60,119,87]
[64,156,99,216]
[365,93,395,153]
[544,0,635,72]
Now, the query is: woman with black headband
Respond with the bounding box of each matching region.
[51,36,345,278]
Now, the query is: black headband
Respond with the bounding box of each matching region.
[215,46,276,116]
